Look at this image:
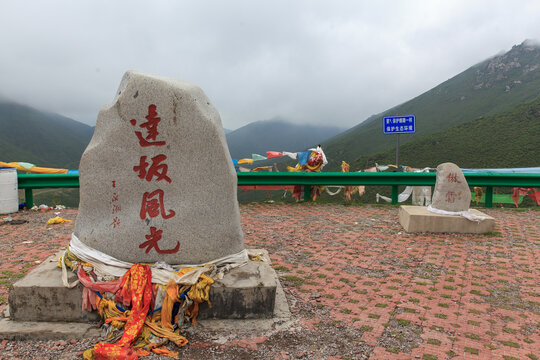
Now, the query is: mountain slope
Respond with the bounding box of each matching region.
[322,40,540,167]
[0,100,94,168]
[226,117,344,159]
[349,95,540,170]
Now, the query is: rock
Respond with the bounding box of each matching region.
[74,70,245,265]
[431,162,471,212]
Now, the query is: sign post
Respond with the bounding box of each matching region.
[382,115,416,171]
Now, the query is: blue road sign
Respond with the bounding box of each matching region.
[383,115,416,134]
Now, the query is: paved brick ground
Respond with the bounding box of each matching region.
[1,204,539,359]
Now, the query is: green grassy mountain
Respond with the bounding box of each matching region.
[0,100,94,169]
[226,117,344,159]
[349,95,540,171]
[322,40,540,168]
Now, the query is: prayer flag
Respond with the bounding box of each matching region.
[238,158,254,165]
[283,152,297,159]
[297,151,310,166]
[266,151,283,159]
[252,154,267,161]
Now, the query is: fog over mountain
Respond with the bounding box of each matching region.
[1,1,540,130]
[226,117,344,159]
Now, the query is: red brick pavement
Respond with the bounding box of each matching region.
[0,204,539,359]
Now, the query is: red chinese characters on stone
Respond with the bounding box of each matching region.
[130,104,178,254]
[445,191,462,203]
[446,173,461,184]
[139,189,176,220]
[133,154,172,183]
[110,180,121,228]
[139,226,180,254]
[130,104,166,147]
[110,216,121,228]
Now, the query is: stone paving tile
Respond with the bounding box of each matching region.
[0,204,539,359]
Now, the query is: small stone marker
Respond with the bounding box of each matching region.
[74,70,245,265]
[431,162,471,212]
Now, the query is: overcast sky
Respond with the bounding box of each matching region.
[1,0,540,130]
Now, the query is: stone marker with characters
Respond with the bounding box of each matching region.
[74,70,245,265]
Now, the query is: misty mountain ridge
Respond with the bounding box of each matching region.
[351,95,540,171]
[322,39,540,166]
[0,100,342,169]
[2,39,539,173]
[0,99,94,168]
[226,117,344,159]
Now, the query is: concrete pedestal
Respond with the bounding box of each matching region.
[9,249,279,323]
[399,205,495,233]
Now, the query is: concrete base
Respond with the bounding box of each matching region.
[0,263,291,340]
[8,253,100,323]
[399,205,495,233]
[0,316,101,340]
[8,249,280,323]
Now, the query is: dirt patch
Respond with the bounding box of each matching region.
[412,263,447,280]
[342,266,388,278]
[376,318,423,354]
[486,284,540,312]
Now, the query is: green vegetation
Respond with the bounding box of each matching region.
[323,41,540,169]
[348,95,540,171]
[465,332,480,340]
[282,275,304,286]
[0,100,93,168]
[500,340,520,348]
[396,319,410,326]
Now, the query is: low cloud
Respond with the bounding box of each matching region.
[1,0,540,130]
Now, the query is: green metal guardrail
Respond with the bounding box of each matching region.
[17,173,79,209]
[17,172,540,208]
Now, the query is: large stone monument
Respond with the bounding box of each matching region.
[74,70,245,265]
[6,71,284,329]
[399,162,495,233]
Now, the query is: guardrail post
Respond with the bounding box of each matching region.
[484,186,493,208]
[391,185,398,205]
[25,188,33,208]
[304,185,312,201]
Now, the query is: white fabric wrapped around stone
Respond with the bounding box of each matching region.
[60,252,81,289]
[427,205,488,222]
[68,233,248,286]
